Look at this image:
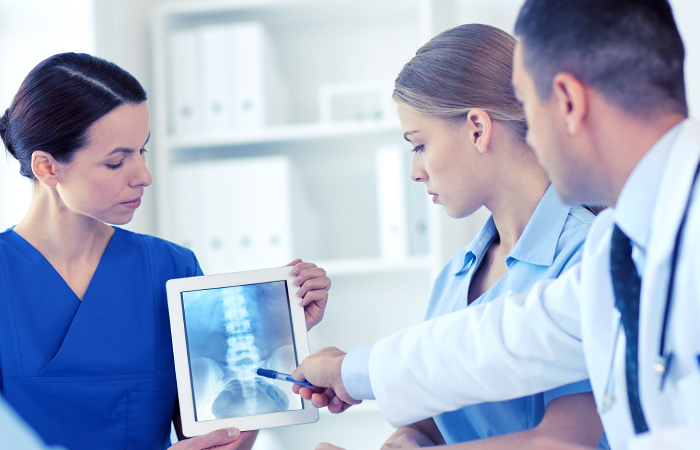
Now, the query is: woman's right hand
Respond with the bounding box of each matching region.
[168,428,256,450]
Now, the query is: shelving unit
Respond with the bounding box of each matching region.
[151,0,463,448]
[167,120,401,151]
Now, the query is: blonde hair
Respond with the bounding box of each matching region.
[393,23,527,141]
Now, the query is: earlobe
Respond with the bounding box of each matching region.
[466,110,492,154]
[552,73,587,135]
[31,151,60,187]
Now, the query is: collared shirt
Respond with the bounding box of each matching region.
[614,123,682,274]
[345,185,600,443]
[425,185,600,444]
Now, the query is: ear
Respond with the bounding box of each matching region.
[465,109,493,155]
[31,151,61,187]
[551,73,588,135]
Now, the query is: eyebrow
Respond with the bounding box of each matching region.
[106,132,151,156]
[403,131,417,142]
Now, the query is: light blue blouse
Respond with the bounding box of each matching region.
[425,185,606,446]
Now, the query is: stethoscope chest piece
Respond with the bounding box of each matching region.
[655,353,674,390]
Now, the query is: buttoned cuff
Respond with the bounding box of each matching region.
[341,345,376,400]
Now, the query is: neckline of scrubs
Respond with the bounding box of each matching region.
[8,226,120,304]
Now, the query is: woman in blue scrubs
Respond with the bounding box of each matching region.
[0,53,330,450]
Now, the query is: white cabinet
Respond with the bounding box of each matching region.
[151,0,471,448]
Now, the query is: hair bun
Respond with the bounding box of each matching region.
[0,108,16,158]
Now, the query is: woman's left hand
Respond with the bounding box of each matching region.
[287,259,331,330]
[168,429,257,450]
[381,435,421,449]
[315,444,346,450]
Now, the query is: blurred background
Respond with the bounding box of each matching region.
[0,0,698,448]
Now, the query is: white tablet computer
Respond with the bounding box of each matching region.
[166,266,318,436]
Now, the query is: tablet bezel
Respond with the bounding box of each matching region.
[166,266,318,436]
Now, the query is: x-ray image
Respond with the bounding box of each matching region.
[182,281,303,421]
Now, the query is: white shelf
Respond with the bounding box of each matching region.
[166,120,402,151]
[158,0,419,25]
[314,256,435,277]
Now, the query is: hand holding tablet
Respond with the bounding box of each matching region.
[167,267,319,436]
[287,259,331,330]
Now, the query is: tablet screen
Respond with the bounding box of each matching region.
[180,280,303,421]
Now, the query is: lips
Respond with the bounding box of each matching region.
[121,197,142,209]
[428,191,438,204]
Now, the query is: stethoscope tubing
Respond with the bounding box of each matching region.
[601,154,700,413]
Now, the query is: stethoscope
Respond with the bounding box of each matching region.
[599,157,700,414]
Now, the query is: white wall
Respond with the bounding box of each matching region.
[670,0,700,117]
[0,0,95,230]
[1,0,698,233]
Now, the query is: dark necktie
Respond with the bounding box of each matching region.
[610,225,649,433]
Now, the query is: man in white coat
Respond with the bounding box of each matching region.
[292,0,700,449]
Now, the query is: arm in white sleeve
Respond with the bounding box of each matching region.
[341,344,375,400]
[629,424,700,449]
[369,263,590,427]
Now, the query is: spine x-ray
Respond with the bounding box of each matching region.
[182,281,302,421]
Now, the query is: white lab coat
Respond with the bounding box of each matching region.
[368,119,700,449]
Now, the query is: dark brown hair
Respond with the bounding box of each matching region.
[515,0,686,116]
[0,52,147,179]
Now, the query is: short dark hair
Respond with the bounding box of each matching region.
[0,53,147,179]
[514,0,687,116]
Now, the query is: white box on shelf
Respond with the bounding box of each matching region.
[168,21,289,137]
[375,145,430,260]
[168,28,203,135]
[319,79,396,124]
[376,145,408,260]
[171,163,207,262]
[170,156,320,274]
[229,21,289,130]
[405,159,430,256]
[200,24,232,134]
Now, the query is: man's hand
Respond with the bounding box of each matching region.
[287,259,331,330]
[315,444,346,450]
[290,347,362,410]
[168,429,257,450]
[532,437,596,450]
[293,384,355,413]
[381,435,421,449]
[313,435,420,450]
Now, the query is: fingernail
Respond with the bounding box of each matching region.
[291,267,300,275]
[332,397,340,405]
[297,288,304,296]
[294,276,302,285]
[227,428,240,438]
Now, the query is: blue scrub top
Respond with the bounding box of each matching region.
[0,227,202,450]
[426,185,606,447]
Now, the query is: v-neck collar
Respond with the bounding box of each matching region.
[8,226,119,303]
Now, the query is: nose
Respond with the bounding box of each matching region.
[409,152,426,183]
[131,153,153,188]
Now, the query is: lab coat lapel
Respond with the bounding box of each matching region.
[639,119,700,427]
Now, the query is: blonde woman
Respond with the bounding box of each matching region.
[294,24,606,449]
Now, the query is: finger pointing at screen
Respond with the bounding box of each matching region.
[291,347,361,412]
